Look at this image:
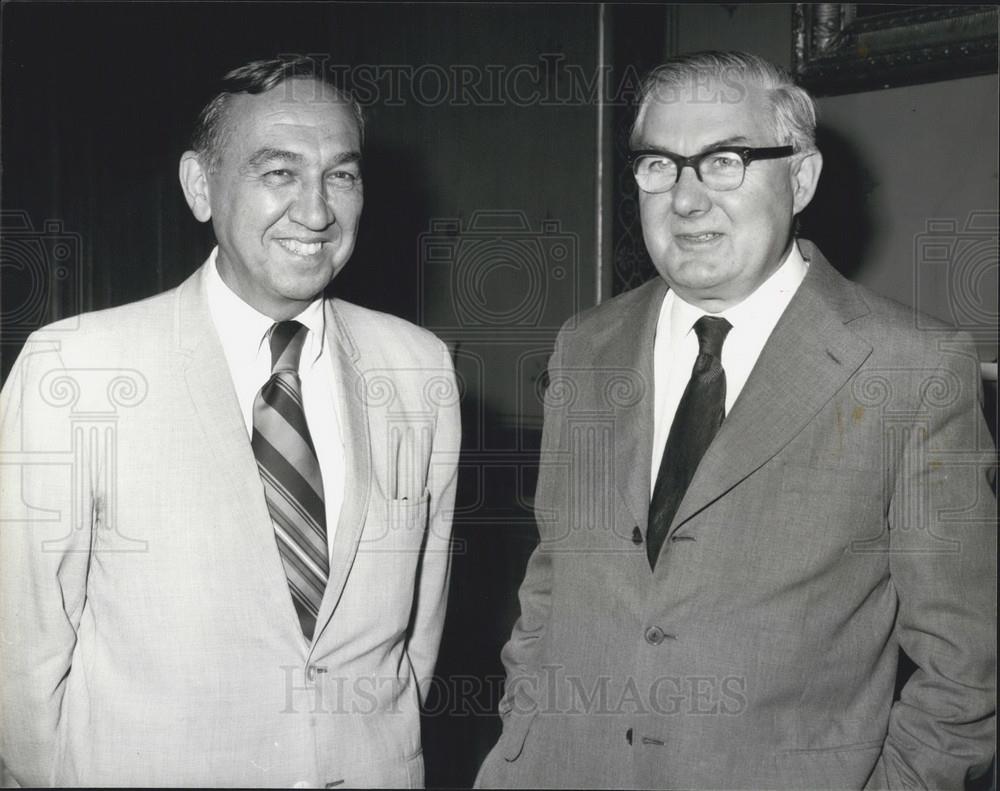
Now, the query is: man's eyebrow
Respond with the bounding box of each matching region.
[632,136,753,155]
[245,148,305,169]
[697,136,752,152]
[330,151,362,167]
[243,149,362,171]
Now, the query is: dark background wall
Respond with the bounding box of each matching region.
[1,3,997,787]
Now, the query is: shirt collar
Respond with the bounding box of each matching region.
[667,241,808,342]
[205,247,327,368]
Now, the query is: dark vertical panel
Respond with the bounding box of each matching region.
[608,4,671,296]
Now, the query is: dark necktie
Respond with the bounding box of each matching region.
[251,321,329,639]
[647,315,732,570]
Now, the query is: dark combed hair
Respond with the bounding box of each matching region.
[191,55,365,172]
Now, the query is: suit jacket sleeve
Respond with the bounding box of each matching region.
[0,339,93,787]
[872,332,996,788]
[405,342,461,705]
[497,330,567,718]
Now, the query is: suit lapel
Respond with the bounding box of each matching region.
[311,300,372,646]
[173,266,294,602]
[590,279,666,535]
[668,243,873,534]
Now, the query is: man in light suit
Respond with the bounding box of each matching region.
[476,51,995,789]
[0,56,459,787]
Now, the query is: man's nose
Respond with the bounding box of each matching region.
[288,182,335,230]
[670,166,712,216]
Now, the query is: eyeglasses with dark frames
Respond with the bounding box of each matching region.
[628,145,795,193]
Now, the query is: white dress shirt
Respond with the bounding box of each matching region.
[650,242,809,493]
[204,249,345,553]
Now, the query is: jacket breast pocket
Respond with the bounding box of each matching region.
[778,463,887,545]
[359,490,431,552]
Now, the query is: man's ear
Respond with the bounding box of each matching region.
[790,150,823,215]
[179,151,212,222]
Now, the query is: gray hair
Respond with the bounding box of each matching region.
[630,51,817,153]
[191,56,365,173]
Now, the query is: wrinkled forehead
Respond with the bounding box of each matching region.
[635,78,775,147]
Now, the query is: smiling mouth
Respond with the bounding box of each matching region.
[675,232,723,243]
[276,239,324,257]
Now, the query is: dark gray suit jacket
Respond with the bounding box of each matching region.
[477,240,996,789]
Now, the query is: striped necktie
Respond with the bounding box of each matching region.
[251,320,328,640]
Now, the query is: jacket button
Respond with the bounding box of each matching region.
[644,626,665,645]
[631,526,642,545]
[306,665,328,683]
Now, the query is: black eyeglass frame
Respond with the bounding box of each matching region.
[628,145,796,192]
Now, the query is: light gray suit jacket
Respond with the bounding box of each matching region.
[476,241,995,789]
[0,262,460,787]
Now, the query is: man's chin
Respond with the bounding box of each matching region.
[262,269,333,305]
[658,258,725,290]
[280,279,334,303]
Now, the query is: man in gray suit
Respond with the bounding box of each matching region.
[1,57,458,786]
[476,51,995,789]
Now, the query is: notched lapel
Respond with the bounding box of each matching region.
[312,302,372,646]
[669,251,873,535]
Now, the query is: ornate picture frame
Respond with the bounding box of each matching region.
[793,4,998,96]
